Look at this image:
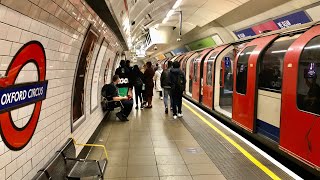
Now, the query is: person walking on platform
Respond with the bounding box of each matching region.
[132,65,145,109]
[144,62,155,108]
[102,75,133,121]
[161,61,173,114]
[154,65,163,100]
[169,61,186,119]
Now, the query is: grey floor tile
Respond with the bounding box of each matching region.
[128,155,156,166]
[127,165,159,177]
[156,155,185,165]
[159,176,192,180]
[187,164,222,175]
[158,165,190,176]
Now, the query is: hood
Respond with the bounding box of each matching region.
[170,68,181,74]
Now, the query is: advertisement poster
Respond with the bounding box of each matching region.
[251,20,279,34]
[72,28,99,123]
[91,41,108,112]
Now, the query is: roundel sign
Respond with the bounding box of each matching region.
[0,41,47,150]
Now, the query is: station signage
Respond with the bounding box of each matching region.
[0,41,47,150]
[234,10,312,38]
[274,11,311,29]
[0,81,47,113]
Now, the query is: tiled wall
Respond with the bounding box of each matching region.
[0,0,122,179]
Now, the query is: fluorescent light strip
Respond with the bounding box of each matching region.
[182,98,303,180]
[173,0,183,9]
[167,10,175,18]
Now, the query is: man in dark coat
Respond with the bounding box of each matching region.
[169,61,186,119]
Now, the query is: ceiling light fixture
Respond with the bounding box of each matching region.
[162,17,169,23]
[166,10,175,18]
[173,0,183,9]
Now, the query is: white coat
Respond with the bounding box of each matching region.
[154,68,163,92]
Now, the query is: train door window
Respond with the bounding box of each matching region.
[236,46,256,94]
[193,55,201,82]
[193,60,198,82]
[207,52,218,86]
[297,36,320,115]
[259,36,298,92]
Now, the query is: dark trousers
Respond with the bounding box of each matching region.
[134,85,143,105]
[121,99,133,117]
[172,92,183,115]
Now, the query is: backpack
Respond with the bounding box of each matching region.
[176,72,186,92]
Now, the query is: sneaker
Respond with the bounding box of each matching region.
[160,97,163,100]
[178,113,183,118]
[116,112,125,121]
[173,115,177,119]
[140,105,144,109]
[165,108,168,114]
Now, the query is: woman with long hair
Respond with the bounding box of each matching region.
[144,62,155,108]
[132,65,145,109]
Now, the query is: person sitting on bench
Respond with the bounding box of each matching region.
[102,75,133,121]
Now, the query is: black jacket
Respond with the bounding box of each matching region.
[115,66,133,88]
[169,68,186,94]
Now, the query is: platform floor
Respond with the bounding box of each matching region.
[87,96,294,180]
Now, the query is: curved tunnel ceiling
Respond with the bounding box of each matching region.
[84,0,128,50]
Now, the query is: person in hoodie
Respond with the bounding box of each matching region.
[169,61,186,119]
[160,61,173,114]
[154,65,163,100]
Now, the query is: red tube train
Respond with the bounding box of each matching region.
[171,23,320,173]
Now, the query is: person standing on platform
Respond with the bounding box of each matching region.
[132,65,145,109]
[115,60,133,104]
[154,65,163,100]
[169,61,186,119]
[144,62,155,108]
[161,61,173,114]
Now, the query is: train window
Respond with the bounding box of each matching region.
[297,36,320,115]
[259,37,297,92]
[193,55,201,82]
[193,60,198,82]
[206,52,218,86]
[221,51,235,92]
[236,46,256,94]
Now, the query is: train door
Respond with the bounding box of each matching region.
[181,52,195,72]
[203,45,229,109]
[192,49,213,102]
[213,45,237,117]
[186,53,199,97]
[280,25,320,168]
[256,35,300,142]
[233,35,278,132]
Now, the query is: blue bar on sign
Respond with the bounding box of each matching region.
[0,81,48,113]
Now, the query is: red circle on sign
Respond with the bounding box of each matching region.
[0,41,46,150]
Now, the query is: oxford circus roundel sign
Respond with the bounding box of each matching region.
[0,41,47,150]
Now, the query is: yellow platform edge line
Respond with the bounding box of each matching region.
[182,102,281,180]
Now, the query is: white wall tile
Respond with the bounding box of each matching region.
[0,40,12,55]
[3,8,21,26]
[5,159,17,178]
